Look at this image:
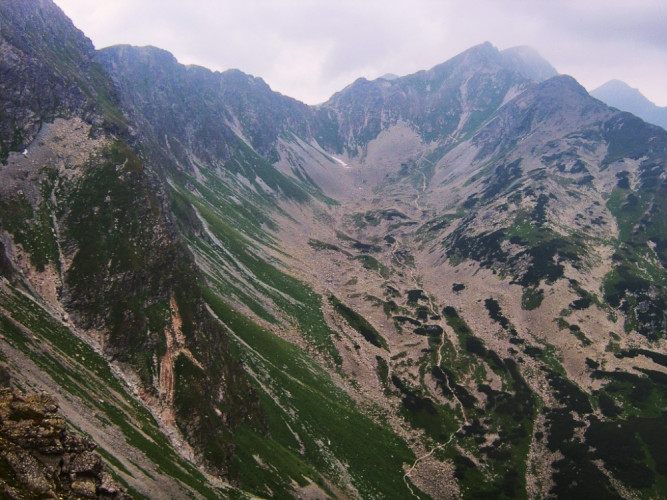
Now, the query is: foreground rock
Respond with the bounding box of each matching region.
[0,385,131,499]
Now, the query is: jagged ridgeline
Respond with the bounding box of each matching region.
[1,1,666,499]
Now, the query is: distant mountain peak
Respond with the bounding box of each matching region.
[597,78,635,90]
[592,79,667,129]
[592,79,647,106]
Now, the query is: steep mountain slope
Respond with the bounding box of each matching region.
[96,45,315,179]
[1,2,666,498]
[592,79,667,130]
[0,0,261,495]
[96,43,425,500]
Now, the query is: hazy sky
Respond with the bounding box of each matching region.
[54,0,667,106]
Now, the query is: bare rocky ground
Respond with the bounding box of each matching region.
[264,123,667,498]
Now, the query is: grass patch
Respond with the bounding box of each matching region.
[329,295,388,350]
[353,255,389,278]
[521,287,544,310]
[204,291,419,499]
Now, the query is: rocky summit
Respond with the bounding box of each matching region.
[1,1,666,499]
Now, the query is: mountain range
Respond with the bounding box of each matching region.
[1,1,666,499]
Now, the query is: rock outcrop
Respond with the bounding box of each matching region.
[0,382,131,499]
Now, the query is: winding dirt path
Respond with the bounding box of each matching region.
[402,265,470,498]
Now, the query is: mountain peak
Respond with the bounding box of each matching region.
[500,45,558,82]
[592,79,667,129]
[454,41,501,65]
[101,44,179,66]
[539,73,588,94]
[378,73,399,81]
[593,79,648,105]
[596,78,635,91]
[426,42,555,85]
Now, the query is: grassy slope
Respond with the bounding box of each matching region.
[169,164,423,498]
[0,284,225,499]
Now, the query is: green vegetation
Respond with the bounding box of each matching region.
[222,139,311,203]
[602,143,667,338]
[521,287,544,310]
[170,169,343,364]
[392,374,457,441]
[204,292,419,499]
[602,114,658,165]
[545,362,667,498]
[353,254,389,277]
[606,187,651,242]
[308,239,349,254]
[407,289,429,305]
[441,306,473,348]
[62,140,189,379]
[568,279,599,310]
[438,304,537,498]
[329,295,388,350]
[0,188,59,272]
[349,208,409,229]
[376,356,390,389]
[484,298,510,329]
[481,159,523,201]
[568,324,592,346]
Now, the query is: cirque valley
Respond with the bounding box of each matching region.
[0,1,666,498]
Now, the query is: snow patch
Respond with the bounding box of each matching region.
[331,156,349,168]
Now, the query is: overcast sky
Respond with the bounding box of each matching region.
[54,0,667,106]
